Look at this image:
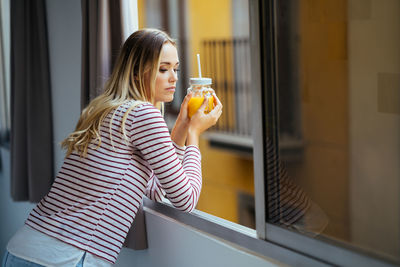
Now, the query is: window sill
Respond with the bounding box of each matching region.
[142,198,328,266]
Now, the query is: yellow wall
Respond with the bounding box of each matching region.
[197,139,254,223]
[190,0,236,133]
[187,0,254,224]
[137,0,145,29]
[288,0,349,240]
[188,0,232,74]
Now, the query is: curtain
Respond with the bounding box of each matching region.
[81,0,147,250]
[81,0,123,108]
[10,0,53,202]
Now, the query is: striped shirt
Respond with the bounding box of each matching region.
[25,101,202,264]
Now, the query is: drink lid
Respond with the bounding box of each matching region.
[189,77,212,85]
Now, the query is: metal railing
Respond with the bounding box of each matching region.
[202,38,253,153]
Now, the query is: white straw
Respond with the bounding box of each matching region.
[197,54,202,78]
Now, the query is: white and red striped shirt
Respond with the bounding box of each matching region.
[25,101,202,264]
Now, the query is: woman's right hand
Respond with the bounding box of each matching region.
[188,94,223,136]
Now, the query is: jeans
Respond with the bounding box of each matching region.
[2,251,86,267]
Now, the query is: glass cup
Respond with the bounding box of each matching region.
[187,78,215,118]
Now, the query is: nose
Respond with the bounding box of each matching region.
[169,70,178,82]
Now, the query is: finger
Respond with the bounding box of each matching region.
[181,92,193,109]
[213,93,222,107]
[217,108,223,118]
[213,105,222,117]
[212,109,222,125]
[212,96,222,114]
[210,97,223,114]
[198,96,209,112]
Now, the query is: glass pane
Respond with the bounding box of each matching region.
[138,0,255,229]
[270,0,400,262]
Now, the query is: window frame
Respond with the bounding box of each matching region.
[141,0,399,266]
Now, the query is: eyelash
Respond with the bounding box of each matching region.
[159,68,180,73]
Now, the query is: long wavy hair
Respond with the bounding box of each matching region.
[61,28,176,157]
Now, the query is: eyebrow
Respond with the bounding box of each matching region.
[160,61,180,66]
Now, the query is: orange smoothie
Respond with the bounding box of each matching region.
[188,95,215,118]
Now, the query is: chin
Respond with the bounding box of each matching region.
[164,95,174,103]
[155,95,174,105]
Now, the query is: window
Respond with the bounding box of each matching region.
[139,0,399,265]
[260,0,400,265]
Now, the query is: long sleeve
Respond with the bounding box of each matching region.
[128,103,202,212]
[145,141,186,201]
[173,142,186,162]
[22,101,198,264]
[145,173,165,202]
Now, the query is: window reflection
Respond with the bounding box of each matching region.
[273,0,400,262]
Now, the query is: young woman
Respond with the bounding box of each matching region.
[3,28,222,266]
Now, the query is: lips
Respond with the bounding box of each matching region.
[166,86,176,91]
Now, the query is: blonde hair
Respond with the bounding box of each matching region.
[61,28,176,157]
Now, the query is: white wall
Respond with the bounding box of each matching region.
[349,0,400,259]
[46,0,82,172]
[0,148,36,256]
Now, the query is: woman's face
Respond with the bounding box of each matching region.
[153,42,179,105]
